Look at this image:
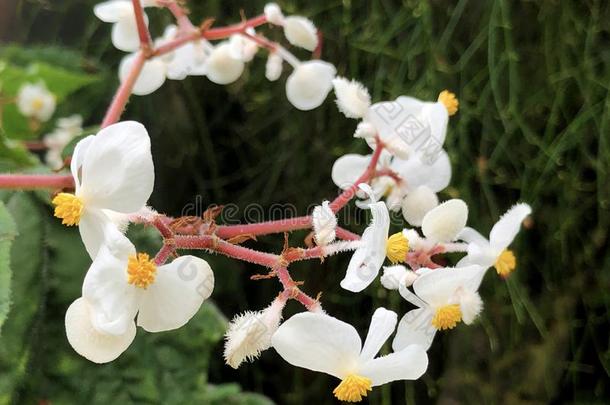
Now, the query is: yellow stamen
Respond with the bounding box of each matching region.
[495,249,516,278]
[52,193,84,226]
[127,253,157,289]
[431,304,462,330]
[333,374,372,402]
[386,232,409,264]
[31,98,44,112]
[438,90,459,116]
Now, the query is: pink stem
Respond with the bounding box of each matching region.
[159,0,193,30]
[154,243,175,265]
[131,0,152,49]
[0,174,74,189]
[336,227,360,241]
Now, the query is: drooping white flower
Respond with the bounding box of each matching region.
[65,297,136,364]
[457,203,532,278]
[224,299,283,369]
[265,52,283,81]
[380,265,418,290]
[421,199,468,244]
[272,308,428,402]
[16,82,56,122]
[119,53,167,95]
[332,77,371,119]
[283,16,318,51]
[264,3,284,25]
[94,0,154,52]
[312,201,337,246]
[43,115,83,169]
[205,42,245,85]
[285,60,336,111]
[51,121,154,259]
[82,230,214,336]
[392,264,486,351]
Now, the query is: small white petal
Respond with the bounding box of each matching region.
[111,17,141,52]
[421,199,468,243]
[457,226,489,246]
[392,308,437,351]
[272,312,362,379]
[353,121,376,139]
[393,150,452,193]
[332,77,371,119]
[265,52,283,81]
[489,203,532,251]
[137,256,214,332]
[458,290,484,324]
[65,297,136,364]
[285,60,336,111]
[119,54,166,95]
[205,43,245,84]
[94,0,131,23]
[331,153,370,190]
[360,344,429,386]
[283,16,318,51]
[312,201,337,246]
[380,265,417,290]
[359,308,397,362]
[401,185,439,226]
[264,3,284,25]
[412,265,486,308]
[79,208,116,259]
[70,134,94,192]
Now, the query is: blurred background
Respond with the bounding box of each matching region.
[0,0,609,403]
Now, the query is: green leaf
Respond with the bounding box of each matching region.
[0,201,17,333]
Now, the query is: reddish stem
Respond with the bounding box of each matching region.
[131,0,152,50]
[336,227,360,241]
[154,243,175,265]
[0,174,74,190]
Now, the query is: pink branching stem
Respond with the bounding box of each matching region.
[0,174,74,189]
[275,266,320,311]
[336,227,360,241]
[158,0,193,30]
[154,243,175,265]
[131,0,152,50]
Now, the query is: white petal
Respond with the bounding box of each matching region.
[359,308,397,362]
[489,203,532,251]
[340,202,389,292]
[457,226,489,246]
[94,0,131,23]
[82,235,139,335]
[459,291,483,324]
[392,308,436,351]
[283,16,318,51]
[331,154,370,190]
[79,208,116,259]
[360,345,428,386]
[137,256,214,332]
[65,297,136,364]
[456,242,495,269]
[401,185,439,226]
[119,54,166,95]
[380,265,417,290]
[421,199,468,243]
[265,52,283,81]
[206,43,245,85]
[271,312,362,379]
[394,150,451,193]
[166,42,208,80]
[286,60,336,111]
[70,135,95,192]
[312,201,337,246]
[80,121,154,213]
[412,265,486,307]
[332,77,371,119]
[264,3,284,25]
[111,17,141,52]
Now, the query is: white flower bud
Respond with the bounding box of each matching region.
[224,301,283,369]
[421,199,468,243]
[205,42,245,84]
[380,265,417,290]
[312,201,337,246]
[283,16,318,51]
[265,52,283,81]
[16,82,56,122]
[264,3,284,25]
[332,77,371,119]
[401,186,439,226]
[119,54,166,95]
[458,290,484,324]
[353,121,376,139]
[285,60,336,111]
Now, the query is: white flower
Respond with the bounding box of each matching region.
[457,203,532,278]
[265,52,283,81]
[312,201,337,246]
[82,231,214,336]
[340,186,409,292]
[94,0,152,52]
[285,60,336,111]
[283,16,318,51]
[392,265,486,351]
[332,77,371,119]
[353,121,376,139]
[16,82,56,122]
[401,186,439,226]
[51,121,154,259]
[264,3,284,25]
[43,115,83,169]
[421,199,468,244]
[224,299,283,369]
[65,297,136,364]
[272,308,428,402]
[229,32,259,62]
[119,53,167,95]
[380,265,418,290]
[205,42,245,85]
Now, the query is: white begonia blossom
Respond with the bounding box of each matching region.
[205,42,245,85]
[401,185,439,226]
[332,77,371,119]
[285,60,336,111]
[119,53,167,95]
[43,115,83,169]
[341,185,409,293]
[65,297,136,364]
[264,3,284,25]
[94,0,155,52]
[457,203,532,278]
[283,16,318,51]
[312,201,337,246]
[272,308,428,402]
[52,121,154,259]
[224,299,283,369]
[392,264,487,351]
[16,82,56,122]
[154,25,210,80]
[421,199,468,244]
[82,230,214,336]
[265,52,283,81]
[380,265,418,290]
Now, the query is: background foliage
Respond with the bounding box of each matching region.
[0,0,609,403]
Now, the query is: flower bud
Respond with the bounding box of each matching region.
[401,186,439,226]
[380,265,417,290]
[286,60,336,111]
[421,199,468,243]
[264,3,284,25]
[265,52,283,81]
[312,201,337,246]
[332,77,371,119]
[283,16,318,51]
[205,42,245,85]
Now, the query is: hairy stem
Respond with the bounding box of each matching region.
[0,174,74,189]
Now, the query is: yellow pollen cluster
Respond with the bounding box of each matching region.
[431,304,462,330]
[333,374,372,402]
[31,98,45,112]
[52,193,84,226]
[386,232,409,264]
[438,90,459,116]
[127,253,157,289]
[495,249,516,278]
